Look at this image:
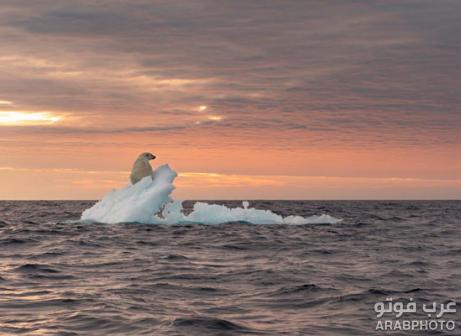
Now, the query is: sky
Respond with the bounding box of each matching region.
[0,0,460,200]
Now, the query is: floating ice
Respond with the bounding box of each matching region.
[81,164,176,224]
[81,164,341,225]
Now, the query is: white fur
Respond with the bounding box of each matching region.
[130,152,155,185]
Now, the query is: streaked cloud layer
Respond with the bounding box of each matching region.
[2,166,461,200]
[0,1,460,199]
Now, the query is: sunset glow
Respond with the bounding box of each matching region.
[0,112,61,126]
[206,115,223,121]
[0,1,459,200]
[0,3,458,336]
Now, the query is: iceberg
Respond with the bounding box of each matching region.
[81,164,341,225]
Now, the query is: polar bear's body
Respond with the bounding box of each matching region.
[130,152,156,185]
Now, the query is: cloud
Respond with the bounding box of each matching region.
[0,0,460,149]
[2,165,461,199]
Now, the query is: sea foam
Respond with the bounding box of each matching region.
[81,164,341,225]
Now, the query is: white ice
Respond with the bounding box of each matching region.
[81,164,341,225]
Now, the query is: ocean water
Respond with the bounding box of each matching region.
[0,200,459,335]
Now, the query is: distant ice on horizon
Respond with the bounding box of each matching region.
[80,164,341,225]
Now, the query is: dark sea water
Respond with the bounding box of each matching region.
[0,200,460,335]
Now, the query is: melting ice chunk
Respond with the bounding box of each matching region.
[81,164,341,225]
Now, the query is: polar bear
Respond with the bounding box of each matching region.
[130,152,156,185]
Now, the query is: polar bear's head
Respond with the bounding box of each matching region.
[139,152,156,160]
